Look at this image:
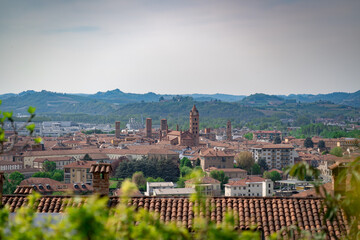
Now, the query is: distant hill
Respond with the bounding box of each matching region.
[281,90,360,107]
[0,90,115,115]
[0,90,359,128]
[241,93,286,106]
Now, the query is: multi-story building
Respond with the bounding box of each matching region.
[224,176,273,197]
[198,148,235,170]
[185,176,221,196]
[251,144,295,169]
[0,161,23,172]
[64,161,93,184]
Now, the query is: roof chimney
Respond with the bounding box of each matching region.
[89,163,112,196]
[0,172,4,208]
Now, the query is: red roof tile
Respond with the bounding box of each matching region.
[1,195,347,238]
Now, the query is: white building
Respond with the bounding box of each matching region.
[224,176,273,197]
[251,144,295,170]
[153,188,195,197]
[145,182,174,196]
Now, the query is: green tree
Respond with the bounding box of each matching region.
[243,132,253,140]
[318,140,326,149]
[132,171,146,192]
[264,171,281,182]
[43,161,56,172]
[32,172,52,178]
[146,177,165,182]
[180,157,193,168]
[3,171,25,194]
[258,158,268,172]
[83,153,92,160]
[251,163,261,175]
[330,147,343,157]
[304,137,314,148]
[273,136,281,144]
[209,170,229,190]
[176,177,186,188]
[51,170,64,181]
[235,152,254,172]
[195,158,201,167]
[115,158,179,182]
[132,172,146,187]
[180,166,192,177]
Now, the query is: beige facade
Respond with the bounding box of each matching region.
[251,144,295,170]
[199,149,235,170]
[64,161,93,184]
[205,167,247,179]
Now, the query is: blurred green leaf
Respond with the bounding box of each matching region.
[3,111,12,119]
[26,123,35,133]
[34,137,42,144]
[27,106,36,114]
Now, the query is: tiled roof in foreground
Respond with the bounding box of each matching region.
[1,196,346,238]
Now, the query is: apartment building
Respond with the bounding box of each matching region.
[64,161,93,185]
[251,144,295,169]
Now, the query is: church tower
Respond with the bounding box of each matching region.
[226,120,232,141]
[189,105,199,146]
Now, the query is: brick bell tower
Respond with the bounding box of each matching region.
[189,105,200,146]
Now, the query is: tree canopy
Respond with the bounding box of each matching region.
[304,137,314,148]
[330,147,343,157]
[209,170,229,190]
[115,158,179,182]
[3,171,25,194]
[235,152,254,172]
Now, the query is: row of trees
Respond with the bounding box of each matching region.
[32,161,64,181]
[292,123,360,139]
[115,157,179,182]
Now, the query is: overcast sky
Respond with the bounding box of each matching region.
[0,0,359,95]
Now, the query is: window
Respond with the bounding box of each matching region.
[268,184,271,188]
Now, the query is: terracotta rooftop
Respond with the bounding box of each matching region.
[253,144,294,149]
[1,195,347,238]
[200,148,234,157]
[33,156,74,163]
[63,160,94,169]
[15,177,93,194]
